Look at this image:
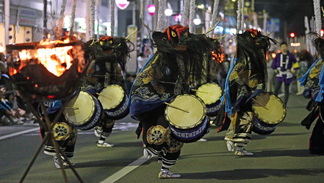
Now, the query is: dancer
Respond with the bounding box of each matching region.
[214,29,275,156]
[130,24,222,178]
[40,100,78,168]
[84,36,133,147]
[299,35,324,155]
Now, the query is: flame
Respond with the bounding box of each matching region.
[13,35,84,77]
[35,45,73,76]
[211,51,225,64]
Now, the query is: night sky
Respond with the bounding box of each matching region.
[254,0,324,39]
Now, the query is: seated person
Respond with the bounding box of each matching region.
[5,91,26,120]
[0,85,22,125]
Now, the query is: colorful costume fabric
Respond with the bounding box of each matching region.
[84,36,133,144]
[215,29,275,150]
[130,25,222,168]
[41,100,78,158]
[299,37,324,155]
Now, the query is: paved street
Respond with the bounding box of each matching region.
[0,93,323,183]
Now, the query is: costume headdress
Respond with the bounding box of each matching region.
[84,36,134,72]
[236,29,276,84]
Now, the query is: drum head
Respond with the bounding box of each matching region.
[196,83,222,105]
[63,91,96,125]
[165,94,206,129]
[98,85,124,110]
[253,93,286,125]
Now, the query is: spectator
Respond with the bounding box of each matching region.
[5,91,26,122]
[0,61,13,91]
[271,42,298,106]
[0,85,22,125]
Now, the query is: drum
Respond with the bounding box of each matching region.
[252,93,286,135]
[42,122,78,156]
[165,94,209,143]
[98,84,129,120]
[52,122,72,141]
[195,83,222,117]
[63,91,103,130]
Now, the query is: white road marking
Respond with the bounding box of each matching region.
[0,128,39,140]
[1,122,144,182]
[101,156,150,183]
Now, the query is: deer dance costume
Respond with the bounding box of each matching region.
[84,36,133,147]
[299,36,324,155]
[130,25,223,178]
[214,29,275,156]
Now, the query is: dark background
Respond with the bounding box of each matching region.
[254,0,324,39]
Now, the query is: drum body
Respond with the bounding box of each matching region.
[63,91,103,130]
[165,94,208,143]
[98,84,129,120]
[252,93,286,135]
[195,83,222,117]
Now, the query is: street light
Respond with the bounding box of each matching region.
[164,3,173,27]
[165,9,173,16]
[164,3,173,16]
[197,4,205,10]
[193,15,201,25]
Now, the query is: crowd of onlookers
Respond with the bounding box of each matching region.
[0,61,36,126]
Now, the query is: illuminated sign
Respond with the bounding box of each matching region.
[291,42,300,47]
[147,4,155,16]
[116,0,130,10]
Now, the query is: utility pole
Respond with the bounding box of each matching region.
[4,0,9,49]
[262,9,267,35]
[44,0,47,28]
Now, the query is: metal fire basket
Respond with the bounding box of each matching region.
[6,39,88,101]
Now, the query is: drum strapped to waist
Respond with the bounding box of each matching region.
[98,84,129,120]
[42,122,78,156]
[165,94,209,143]
[252,92,286,135]
[194,83,222,117]
[63,91,103,130]
[52,122,72,141]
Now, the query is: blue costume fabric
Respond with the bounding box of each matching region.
[298,54,324,155]
[0,100,11,113]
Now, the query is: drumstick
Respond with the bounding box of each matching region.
[191,89,209,93]
[251,98,269,110]
[164,102,189,113]
[96,93,112,100]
